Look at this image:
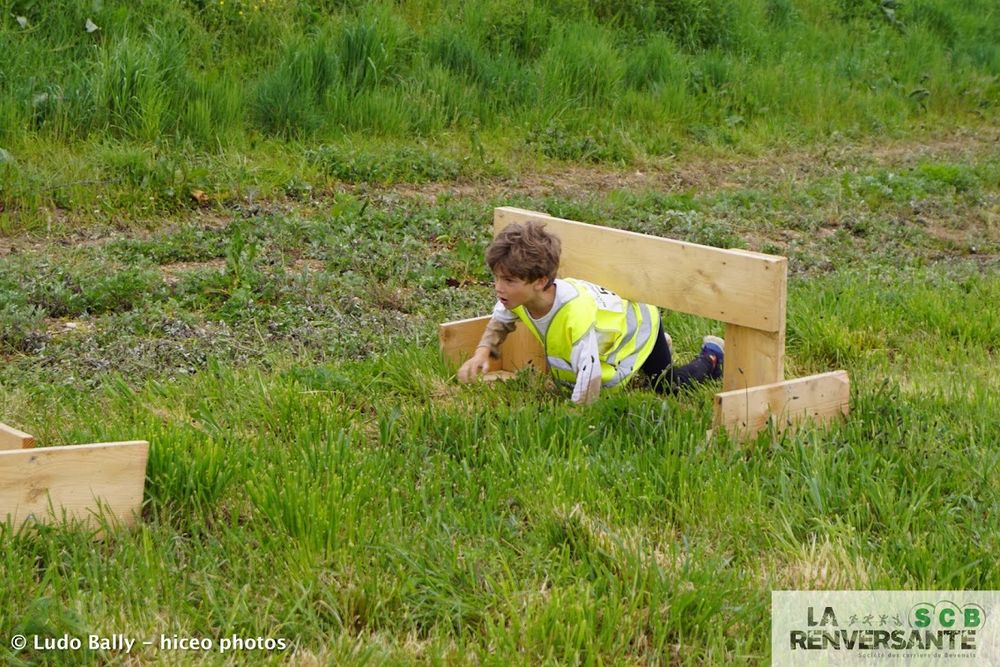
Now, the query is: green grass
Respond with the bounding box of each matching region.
[1,0,999,230]
[1,1,998,662]
[1,146,998,664]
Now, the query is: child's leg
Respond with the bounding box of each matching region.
[668,355,716,387]
[639,323,722,393]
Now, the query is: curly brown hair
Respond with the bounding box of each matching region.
[485,221,561,284]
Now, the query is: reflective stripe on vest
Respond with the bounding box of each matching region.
[606,302,638,366]
[546,356,574,372]
[604,302,656,388]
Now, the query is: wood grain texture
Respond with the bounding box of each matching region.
[0,441,149,529]
[439,316,545,375]
[722,324,786,392]
[713,371,850,439]
[439,316,503,371]
[499,322,546,373]
[494,207,788,332]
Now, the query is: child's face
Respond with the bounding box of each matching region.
[492,271,549,310]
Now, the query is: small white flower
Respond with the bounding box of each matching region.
[85,18,99,33]
[16,16,29,28]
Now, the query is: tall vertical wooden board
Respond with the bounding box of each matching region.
[722,325,786,392]
[722,253,786,391]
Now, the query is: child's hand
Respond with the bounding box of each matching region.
[457,348,491,383]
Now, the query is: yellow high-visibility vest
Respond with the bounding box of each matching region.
[511,278,660,390]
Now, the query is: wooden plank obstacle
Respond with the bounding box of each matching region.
[440,207,850,440]
[713,371,850,438]
[0,421,34,450]
[0,421,148,530]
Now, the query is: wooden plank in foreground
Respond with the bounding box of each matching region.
[713,371,850,440]
[500,324,546,373]
[0,422,35,450]
[439,316,545,376]
[495,207,788,333]
[439,316,502,371]
[0,441,149,529]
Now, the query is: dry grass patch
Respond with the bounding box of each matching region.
[766,535,875,590]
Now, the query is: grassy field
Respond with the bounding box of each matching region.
[2,131,999,663]
[2,0,1000,665]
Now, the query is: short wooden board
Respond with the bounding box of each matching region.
[499,322,546,373]
[439,316,503,371]
[0,441,149,530]
[722,324,786,392]
[713,371,850,440]
[0,422,35,450]
[439,316,545,375]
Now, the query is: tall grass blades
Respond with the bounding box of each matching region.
[254,31,341,137]
[88,29,198,142]
[590,0,738,51]
[623,34,687,93]
[336,10,411,94]
[181,73,244,147]
[461,0,552,62]
[0,0,997,212]
[424,24,531,121]
[537,22,623,111]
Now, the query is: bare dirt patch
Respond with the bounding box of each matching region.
[2,126,997,255]
[159,258,226,284]
[45,319,95,336]
[380,126,1000,203]
[291,259,326,273]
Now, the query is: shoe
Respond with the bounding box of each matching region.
[700,335,724,379]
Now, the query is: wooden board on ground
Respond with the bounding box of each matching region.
[439,315,545,376]
[499,322,545,373]
[495,207,788,333]
[0,422,35,450]
[439,316,501,372]
[713,371,850,439]
[0,441,149,530]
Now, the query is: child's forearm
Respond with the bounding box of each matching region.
[572,373,601,405]
[570,329,602,405]
[476,318,517,358]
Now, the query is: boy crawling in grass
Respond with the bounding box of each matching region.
[458,221,725,404]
